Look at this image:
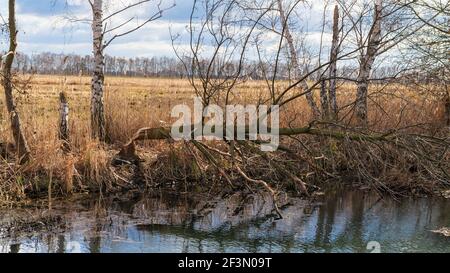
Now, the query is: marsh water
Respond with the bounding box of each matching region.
[0,190,449,253]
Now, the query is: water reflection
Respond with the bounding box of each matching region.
[0,190,449,253]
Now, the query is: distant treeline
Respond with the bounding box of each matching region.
[9,52,188,78]
[9,51,293,79]
[5,51,438,83]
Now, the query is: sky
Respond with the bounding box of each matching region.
[0,0,330,58]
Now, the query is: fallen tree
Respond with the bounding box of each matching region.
[122,124,398,144]
[113,122,449,218]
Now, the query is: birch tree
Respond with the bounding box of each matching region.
[90,0,105,141]
[88,0,174,141]
[355,0,382,126]
[277,0,321,119]
[1,0,31,164]
[59,91,70,152]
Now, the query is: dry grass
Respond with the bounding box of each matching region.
[0,74,448,204]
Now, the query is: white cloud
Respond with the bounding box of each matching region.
[4,0,339,60]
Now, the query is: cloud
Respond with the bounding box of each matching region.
[4,0,191,57]
[3,0,334,59]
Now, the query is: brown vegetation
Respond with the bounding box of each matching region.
[0,74,448,206]
[0,0,448,212]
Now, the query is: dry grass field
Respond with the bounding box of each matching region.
[4,74,445,142]
[0,74,447,204]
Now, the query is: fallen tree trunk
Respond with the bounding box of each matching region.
[115,124,449,197]
[116,124,396,182]
[123,124,394,145]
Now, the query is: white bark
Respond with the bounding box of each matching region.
[59,91,70,151]
[277,0,321,119]
[355,0,382,126]
[91,0,106,140]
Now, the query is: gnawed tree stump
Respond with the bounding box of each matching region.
[113,127,170,165]
[112,141,141,165]
[59,91,70,152]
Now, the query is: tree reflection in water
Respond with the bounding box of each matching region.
[0,190,449,253]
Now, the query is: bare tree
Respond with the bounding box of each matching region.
[335,0,420,127]
[328,4,340,119]
[1,0,31,164]
[317,0,331,119]
[354,0,383,126]
[87,0,174,141]
[407,0,450,126]
[276,0,320,119]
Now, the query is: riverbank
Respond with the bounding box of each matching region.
[1,132,449,208]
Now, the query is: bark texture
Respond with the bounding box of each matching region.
[91,0,106,141]
[445,89,450,126]
[328,4,340,119]
[355,0,383,126]
[320,79,329,118]
[1,0,31,164]
[59,91,70,152]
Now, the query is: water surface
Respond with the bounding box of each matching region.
[0,190,449,253]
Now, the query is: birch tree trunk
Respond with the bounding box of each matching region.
[59,91,70,152]
[328,4,340,119]
[277,0,321,119]
[355,0,382,126]
[91,0,106,141]
[1,0,31,164]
